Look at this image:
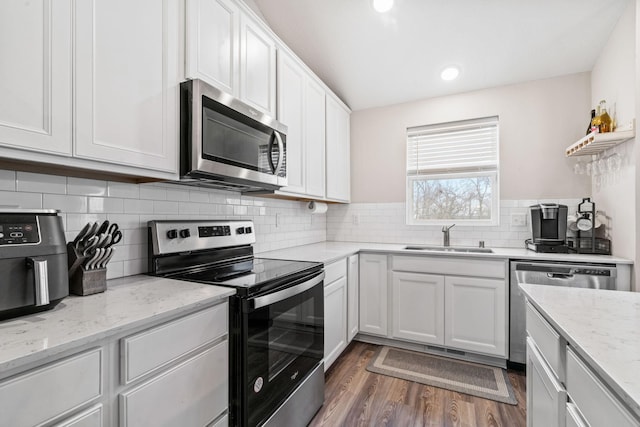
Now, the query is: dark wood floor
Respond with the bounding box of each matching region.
[309,342,526,427]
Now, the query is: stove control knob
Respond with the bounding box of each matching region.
[236,227,245,234]
[244,226,252,234]
[179,229,191,238]
[166,229,178,239]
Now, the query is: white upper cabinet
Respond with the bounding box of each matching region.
[304,77,326,198]
[276,50,326,198]
[186,1,276,116]
[186,0,240,96]
[277,51,306,194]
[0,0,72,155]
[326,95,350,202]
[239,15,276,116]
[73,0,180,173]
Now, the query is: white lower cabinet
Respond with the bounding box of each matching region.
[323,276,347,370]
[119,303,229,426]
[0,302,229,427]
[376,255,508,358]
[120,341,228,427]
[527,337,566,427]
[566,347,638,427]
[444,276,507,356]
[359,254,388,337]
[0,349,102,427]
[347,254,359,342]
[391,272,444,345]
[525,301,640,427]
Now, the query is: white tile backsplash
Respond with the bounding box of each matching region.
[0,169,326,279]
[17,172,67,194]
[327,200,580,248]
[0,170,16,191]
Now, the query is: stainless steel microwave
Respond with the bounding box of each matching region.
[179,79,287,192]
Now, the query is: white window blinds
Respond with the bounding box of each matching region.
[407,116,499,175]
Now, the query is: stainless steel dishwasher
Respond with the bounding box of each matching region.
[509,260,618,365]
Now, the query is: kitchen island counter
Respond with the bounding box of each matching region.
[520,283,640,420]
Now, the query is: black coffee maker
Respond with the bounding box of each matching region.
[525,203,569,253]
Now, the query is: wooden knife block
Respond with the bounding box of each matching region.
[67,242,107,296]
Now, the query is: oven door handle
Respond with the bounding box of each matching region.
[251,271,324,309]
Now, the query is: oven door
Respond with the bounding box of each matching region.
[232,271,324,427]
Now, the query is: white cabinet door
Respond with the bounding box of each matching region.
[444,275,507,357]
[526,338,566,427]
[120,341,228,427]
[304,77,326,198]
[324,276,347,371]
[325,95,350,202]
[391,272,445,345]
[277,51,306,194]
[347,254,359,342]
[0,0,72,155]
[239,15,276,115]
[185,0,240,96]
[74,0,179,173]
[359,254,388,337]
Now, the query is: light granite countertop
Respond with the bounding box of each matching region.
[520,284,640,419]
[259,241,633,265]
[0,275,235,376]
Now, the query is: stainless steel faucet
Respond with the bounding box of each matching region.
[442,224,455,246]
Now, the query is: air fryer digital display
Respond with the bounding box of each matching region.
[0,215,40,245]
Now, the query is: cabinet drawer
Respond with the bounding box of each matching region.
[324,258,347,285]
[391,255,505,278]
[54,404,103,427]
[120,340,228,427]
[122,303,228,384]
[526,301,565,381]
[0,349,102,427]
[566,348,638,427]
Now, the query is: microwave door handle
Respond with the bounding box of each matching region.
[268,132,284,175]
[27,257,50,306]
[251,272,324,310]
[273,131,284,174]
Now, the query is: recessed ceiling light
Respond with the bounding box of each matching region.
[373,0,394,13]
[441,66,460,81]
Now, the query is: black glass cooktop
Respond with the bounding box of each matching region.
[170,257,322,294]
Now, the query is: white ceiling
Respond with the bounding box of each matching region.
[252,0,631,111]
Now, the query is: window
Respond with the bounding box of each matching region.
[406,116,499,225]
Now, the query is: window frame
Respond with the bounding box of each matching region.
[406,117,500,226]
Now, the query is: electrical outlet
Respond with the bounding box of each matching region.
[511,213,527,227]
[275,213,281,228]
[352,214,359,225]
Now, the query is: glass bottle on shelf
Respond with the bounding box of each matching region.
[598,100,612,133]
[586,109,596,135]
[591,104,602,133]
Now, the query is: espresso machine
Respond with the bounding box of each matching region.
[525,203,569,253]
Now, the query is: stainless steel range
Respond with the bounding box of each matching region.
[148,220,324,427]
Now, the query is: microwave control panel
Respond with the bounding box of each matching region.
[0,215,40,245]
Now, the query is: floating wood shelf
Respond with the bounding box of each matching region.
[565,127,635,157]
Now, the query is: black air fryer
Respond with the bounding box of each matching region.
[526,203,569,253]
[0,209,69,320]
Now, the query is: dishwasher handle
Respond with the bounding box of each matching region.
[547,273,574,279]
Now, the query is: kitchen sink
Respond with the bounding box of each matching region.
[404,245,493,254]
